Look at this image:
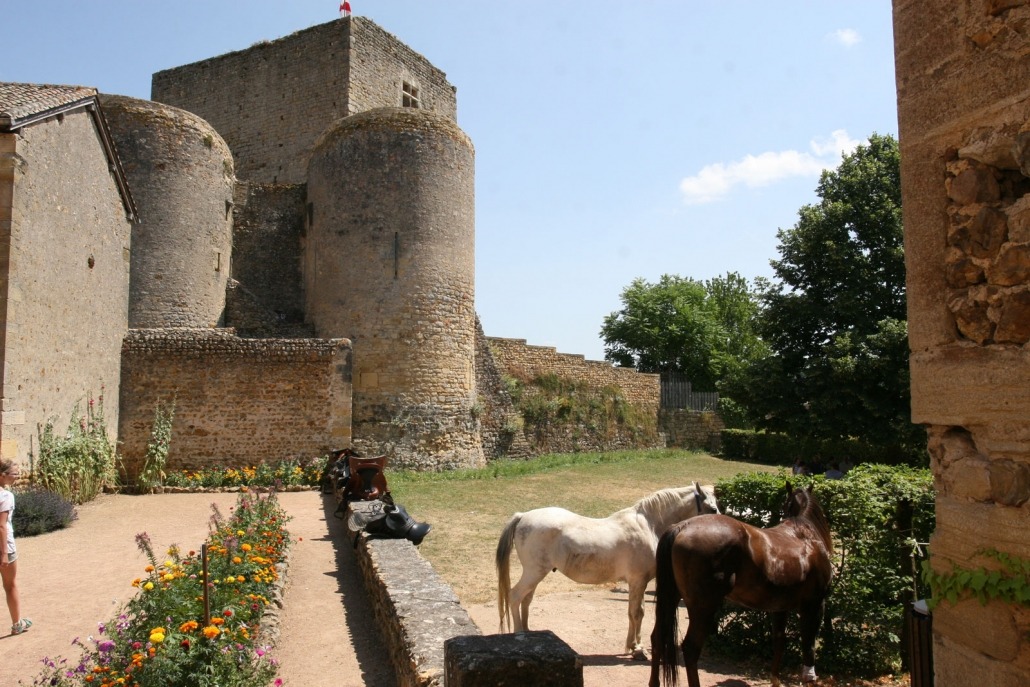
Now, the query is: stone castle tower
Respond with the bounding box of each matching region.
[114,16,485,471]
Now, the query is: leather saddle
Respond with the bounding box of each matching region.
[344,454,388,502]
[349,495,432,546]
[322,449,389,503]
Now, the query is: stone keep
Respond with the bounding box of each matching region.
[307,108,482,470]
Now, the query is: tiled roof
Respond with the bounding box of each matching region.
[0,83,98,129]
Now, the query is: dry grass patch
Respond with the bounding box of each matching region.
[387,449,777,604]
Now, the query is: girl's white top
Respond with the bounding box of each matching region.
[0,487,15,556]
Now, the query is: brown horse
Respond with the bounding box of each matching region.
[648,483,833,687]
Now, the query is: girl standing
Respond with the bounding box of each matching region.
[0,458,31,635]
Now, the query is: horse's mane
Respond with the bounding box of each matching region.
[789,489,833,553]
[633,486,704,528]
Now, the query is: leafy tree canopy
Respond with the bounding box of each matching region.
[601,272,765,391]
[723,133,920,454]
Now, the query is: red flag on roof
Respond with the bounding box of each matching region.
[340,1,351,16]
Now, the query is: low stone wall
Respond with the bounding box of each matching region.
[346,501,480,687]
[118,328,352,478]
[659,409,725,453]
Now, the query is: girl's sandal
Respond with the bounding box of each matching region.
[11,618,32,634]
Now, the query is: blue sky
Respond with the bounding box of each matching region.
[3,1,898,362]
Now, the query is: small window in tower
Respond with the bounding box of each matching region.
[402,82,420,109]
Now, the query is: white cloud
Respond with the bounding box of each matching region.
[830,28,862,48]
[679,130,862,205]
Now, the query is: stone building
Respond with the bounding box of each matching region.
[892,0,1030,684]
[0,16,660,477]
[0,84,136,464]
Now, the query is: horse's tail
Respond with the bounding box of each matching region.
[651,526,682,687]
[495,513,522,633]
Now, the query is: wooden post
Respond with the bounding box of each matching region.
[201,543,211,626]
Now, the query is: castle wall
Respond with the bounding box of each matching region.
[227,182,307,333]
[118,329,351,477]
[473,318,532,461]
[306,108,480,470]
[100,96,234,329]
[151,17,456,185]
[486,337,661,411]
[892,1,1030,684]
[0,110,131,464]
[486,337,663,454]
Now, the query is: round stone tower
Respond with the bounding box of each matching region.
[306,107,483,470]
[100,95,234,328]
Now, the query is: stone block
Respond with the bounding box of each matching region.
[444,631,583,687]
[934,598,1021,661]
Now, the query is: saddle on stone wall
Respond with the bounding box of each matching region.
[349,494,432,546]
[344,454,388,502]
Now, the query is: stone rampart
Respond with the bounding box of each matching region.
[659,409,725,453]
[118,329,351,477]
[486,337,659,410]
[485,337,662,455]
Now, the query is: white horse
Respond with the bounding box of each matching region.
[496,482,720,660]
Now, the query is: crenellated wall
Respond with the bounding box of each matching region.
[893,1,1030,684]
[486,337,662,454]
[118,329,352,478]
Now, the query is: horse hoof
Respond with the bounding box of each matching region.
[631,647,649,661]
[801,665,818,683]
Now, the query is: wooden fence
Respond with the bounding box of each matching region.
[660,374,719,410]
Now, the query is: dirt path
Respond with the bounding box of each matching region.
[2,492,784,686]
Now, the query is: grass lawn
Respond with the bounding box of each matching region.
[387,448,781,604]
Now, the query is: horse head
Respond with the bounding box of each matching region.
[693,481,720,515]
[782,481,832,553]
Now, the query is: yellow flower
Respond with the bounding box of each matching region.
[162,574,174,582]
[143,582,154,591]
[236,530,245,536]
[149,631,165,644]
[241,543,252,552]
[202,625,220,639]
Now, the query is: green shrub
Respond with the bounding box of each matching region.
[136,398,175,493]
[709,465,935,677]
[719,428,925,467]
[34,391,117,504]
[12,486,77,536]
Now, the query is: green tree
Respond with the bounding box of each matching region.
[725,133,921,456]
[601,272,764,391]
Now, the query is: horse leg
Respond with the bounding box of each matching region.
[507,570,544,632]
[626,577,648,660]
[682,604,717,687]
[798,599,825,683]
[769,610,787,687]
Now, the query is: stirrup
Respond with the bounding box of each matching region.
[11,618,32,635]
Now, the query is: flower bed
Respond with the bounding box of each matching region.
[29,490,291,687]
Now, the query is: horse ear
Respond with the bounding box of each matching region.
[785,480,793,493]
[693,480,701,493]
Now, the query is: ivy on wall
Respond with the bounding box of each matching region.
[922,548,1030,609]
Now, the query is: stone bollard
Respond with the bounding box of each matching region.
[444,630,583,687]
